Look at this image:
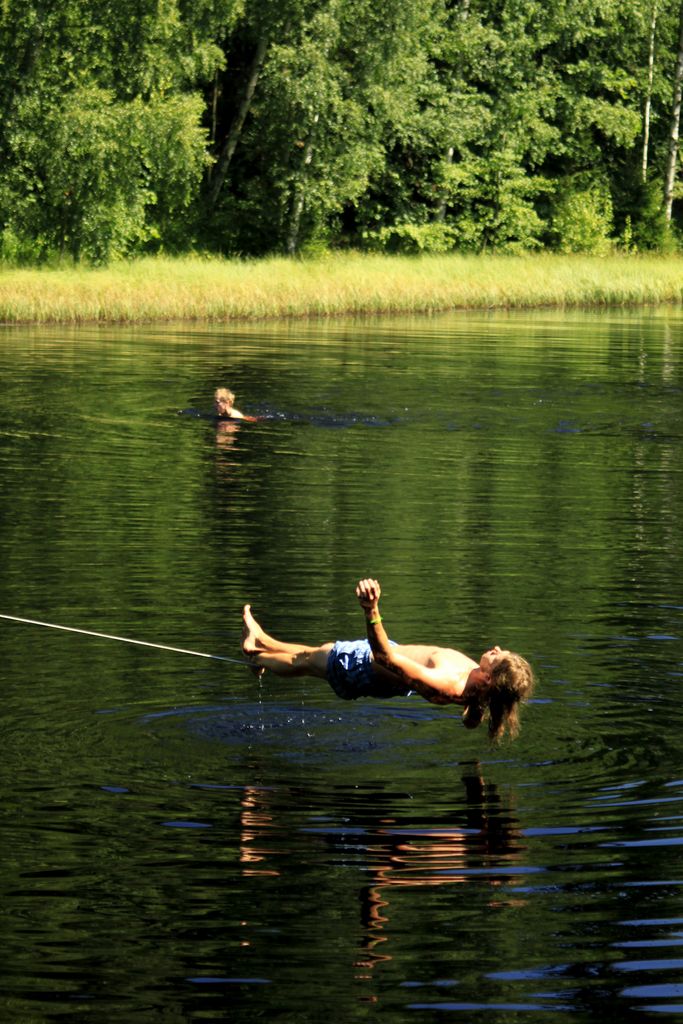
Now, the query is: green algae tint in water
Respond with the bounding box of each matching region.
[1,310,683,1022]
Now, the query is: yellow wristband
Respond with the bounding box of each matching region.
[368,616,382,625]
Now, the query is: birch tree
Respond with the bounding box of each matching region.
[664,1,683,219]
[643,2,659,180]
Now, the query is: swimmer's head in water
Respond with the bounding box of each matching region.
[214,388,235,415]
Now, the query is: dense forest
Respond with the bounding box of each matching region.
[2,0,683,262]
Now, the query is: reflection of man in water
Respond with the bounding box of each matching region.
[355,764,526,980]
[239,786,280,878]
[228,766,526,997]
[215,416,241,451]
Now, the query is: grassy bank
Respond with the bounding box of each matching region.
[1,252,683,325]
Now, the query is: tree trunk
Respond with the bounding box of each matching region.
[208,35,268,208]
[211,72,220,145]
[434,0,469,221]
[664,2,683,220]
[434,146,454,222]
[643,2,658,182]
[286,113,319,255]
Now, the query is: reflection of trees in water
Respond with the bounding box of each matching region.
[354,762,526,980]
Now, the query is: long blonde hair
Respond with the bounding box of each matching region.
[486,653,535,742]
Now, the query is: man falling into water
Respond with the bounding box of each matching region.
[241,578,534,741]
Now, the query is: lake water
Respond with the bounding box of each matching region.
[1,310,682,1022]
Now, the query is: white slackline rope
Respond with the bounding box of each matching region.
[0,613,245,665]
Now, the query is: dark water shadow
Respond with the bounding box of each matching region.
[141,698,443,766]
[178,405,402,429]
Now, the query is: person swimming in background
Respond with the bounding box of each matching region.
[214,387,258,422]
[241,578,535,741]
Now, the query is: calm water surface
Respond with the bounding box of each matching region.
[1,310,682,1022]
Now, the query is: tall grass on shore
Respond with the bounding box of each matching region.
[2,252,683,325]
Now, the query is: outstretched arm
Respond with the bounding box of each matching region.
[355,578,462,704]
[232,408,260,423]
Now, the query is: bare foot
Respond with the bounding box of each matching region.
[241,604,265,679]
[241,604,265,656]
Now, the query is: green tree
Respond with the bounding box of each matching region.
[3,87,209,261]
[358,0,559,252]
[0,0,227,261]
[4,0,683,259]
[204,0,441,254]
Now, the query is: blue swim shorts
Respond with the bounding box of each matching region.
[325,639,401,700]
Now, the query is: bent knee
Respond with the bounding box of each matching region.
[295,644,332,679]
